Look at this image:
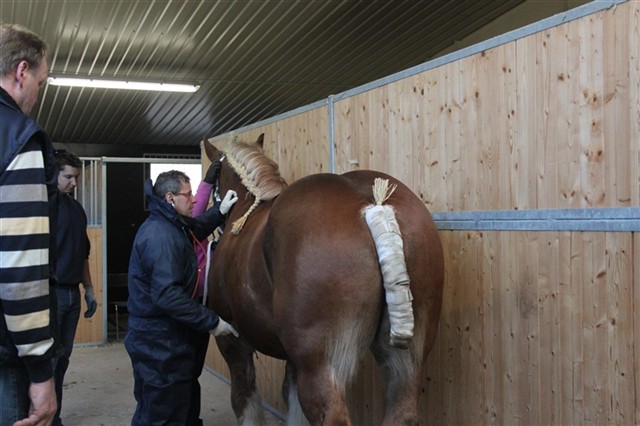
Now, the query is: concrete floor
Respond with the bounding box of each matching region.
[60,342,286,425]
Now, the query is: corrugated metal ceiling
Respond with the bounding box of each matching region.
[1,0,529,147]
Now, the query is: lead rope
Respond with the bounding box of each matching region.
[202,240,215,305]
[190,230,209,300]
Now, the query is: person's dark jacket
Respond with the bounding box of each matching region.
[56,192,90,285]
[127,179,225,332]
[0,87,58,383]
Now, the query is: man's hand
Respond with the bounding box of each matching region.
[209,318,239,337]
[83,284,97,318]
[219,190,238,215]
[13,378,57,426]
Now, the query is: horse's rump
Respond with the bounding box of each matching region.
[263,170,441,359]
[262,173,381,382]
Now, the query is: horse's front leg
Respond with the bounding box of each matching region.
[215,335,266,426]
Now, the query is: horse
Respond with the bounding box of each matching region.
[204,133,444,426]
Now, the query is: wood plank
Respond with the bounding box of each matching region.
[630,0,640,207]
[635,233,640,423]
[436,61,457,213]
[333,96,356,175]
[556,12,583,209]
[605,233,634,423]
[603,1,631,208]
[578,11,605,208]
[534,29,559,210]
[558,231,574,425]
[388,77,413,182]
[537,231,562,425]
[582,232,608,424]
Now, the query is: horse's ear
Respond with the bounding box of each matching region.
[203,137,218,161]
[256,133,265,149]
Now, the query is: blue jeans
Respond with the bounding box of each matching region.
[53,286,81,426]
[0,360,30,424]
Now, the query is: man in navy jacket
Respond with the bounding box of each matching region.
[125,170,238,426]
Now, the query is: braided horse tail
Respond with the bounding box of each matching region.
[363,178,414,349]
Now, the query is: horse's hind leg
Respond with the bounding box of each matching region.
[281,361,310,426]
[293,364,351,426]
[371,314,427,426]
[215,336,266,425]
[283,317,371,425]
[372,347,423,425]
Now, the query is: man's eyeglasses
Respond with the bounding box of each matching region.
[173,192,194,199]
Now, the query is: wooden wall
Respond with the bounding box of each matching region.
[205,2,639,424]
[74,226,104,344]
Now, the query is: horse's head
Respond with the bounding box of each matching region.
[204,133,285,234]
[203,133,265,199]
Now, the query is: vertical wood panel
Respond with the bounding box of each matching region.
[635,233,640,423]
[606,233,634,423]
[557,231,574,425]
[582,232,608,423]
[537,232,562,425]
[436,63,458,212]
[578,13,606,209]
[603,2,631,208]
[557,12,584,210]
[630,1,640,207]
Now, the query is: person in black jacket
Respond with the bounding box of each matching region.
[0,23,58,426]
[125,170,238,426]
[52,149,98,426]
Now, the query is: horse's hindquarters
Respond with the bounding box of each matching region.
[266,174,384,361]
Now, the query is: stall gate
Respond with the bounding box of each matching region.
[72,158,104,345]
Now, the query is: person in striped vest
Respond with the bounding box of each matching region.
[0,23,59,426]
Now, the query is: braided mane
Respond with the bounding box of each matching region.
[222,138,287,234]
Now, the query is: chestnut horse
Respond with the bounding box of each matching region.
[204,134,444,426]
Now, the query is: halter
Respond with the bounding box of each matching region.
[212,155,225,203]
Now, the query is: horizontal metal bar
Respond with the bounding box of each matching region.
[98,157,201,164]
[432,207,640,232]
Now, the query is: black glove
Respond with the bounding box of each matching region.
[84,285,97,318]
[204,161,221,184]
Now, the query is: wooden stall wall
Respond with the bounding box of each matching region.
[73,226,104,344]
[205,2,639,424]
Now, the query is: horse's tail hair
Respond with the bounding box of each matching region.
[372,178,397,205]
[231,198,260,235]
[363,178,414,349]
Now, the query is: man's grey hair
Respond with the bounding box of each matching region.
[153,170,190,199]
[0,23,48,77]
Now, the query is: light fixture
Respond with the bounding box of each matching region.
[47,76,200,93]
